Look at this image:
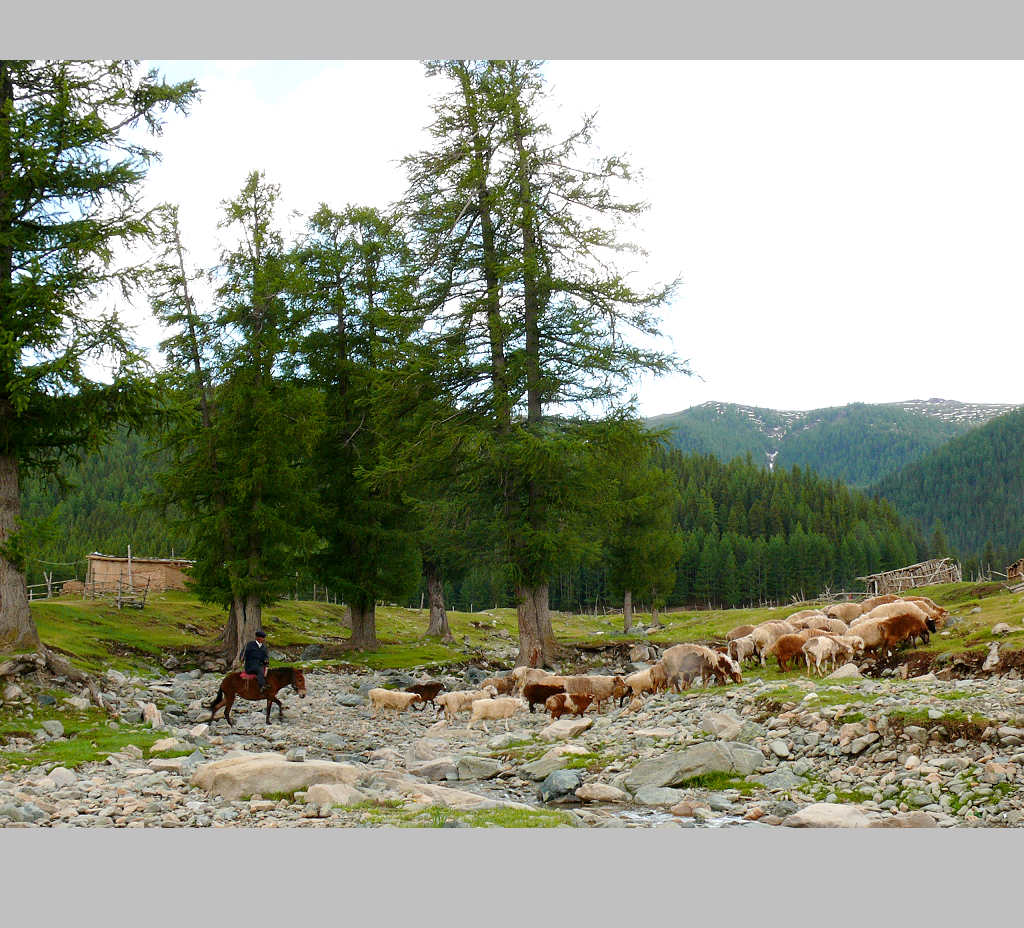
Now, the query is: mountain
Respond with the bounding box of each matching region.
[646,398,1019,487]
[869,406,1024,561]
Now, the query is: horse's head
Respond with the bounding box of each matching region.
[293,668,307,698]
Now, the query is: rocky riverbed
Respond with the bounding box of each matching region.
[3,661,1024,828]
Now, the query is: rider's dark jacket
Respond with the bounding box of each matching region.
[242,639,269,674]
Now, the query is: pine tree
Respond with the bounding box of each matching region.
[0,60,197,651]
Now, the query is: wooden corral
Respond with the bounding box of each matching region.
[84,552,194,594]
[857,557,961,596]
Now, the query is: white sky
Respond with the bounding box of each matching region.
[134,60,1024,417]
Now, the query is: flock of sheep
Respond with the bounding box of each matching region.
[725,592,947,676]
[362,592,949,731]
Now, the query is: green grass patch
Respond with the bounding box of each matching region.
[0,722,169,771]
[677,771,756,796]
[352,802,578,828]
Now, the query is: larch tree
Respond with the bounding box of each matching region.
[150,173,318,664]
[0,60,197,653]
[404,59,682,665]
[294,204,423,650]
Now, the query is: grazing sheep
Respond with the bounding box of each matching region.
[404,681,444,711]
[802,636,842,676]
[660,644,742,689]
[479,675,516,696]
[467,696,526,732]
[750,621,797,665]
[833,634,865,663]
[436,686,499,723]
[845,617,887,657]
[877,613,934,652]
[560,675,629,713]
[860,593,899,611]
[512,668,554,694]
[545,692,594,721]
[728,634,757,665]
[824,602,864,622]
[821,617,849,636]
[523,681,566,713]
[860,600,929,625]
[766,634,814,673]
[726,624,755,642]
[785,609,828,628]
[623,663,670,701]
[368,689,423,715]
[902,596,948,625]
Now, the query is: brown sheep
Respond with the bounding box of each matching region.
[877,613,934,652]
[545,692,594,720]
[766,634,814,673]
[523,681,566,713]
[726,624,755,642]
[561,675,629,713]
[404,681,444,711]
[750,621,797,665]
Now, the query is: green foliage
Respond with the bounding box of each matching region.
[871,408,1024,561]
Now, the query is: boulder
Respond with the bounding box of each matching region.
[868,811,938,828]
[622,741,763,794]
[141,703,163,728]
[301,644,324,660]
[48,767,76,788]
[539,717,593,741]
[782,803,872,828]
[408,758,458,781]
[405,738,450,766]
[634,786,684,807]
[399,782,531,811]
[336,695,364,707]
[755,767,805,792]
[40,720,64,739]
[825,664,862,680]
[191,752,363,800]
[991,623,1012,636]
[671,799,713,818]
[455,755,505,780]
[538,769,582,803]
[522,744,590,781]
[575,783,630,803]
[702,711,743,740]
[150,737,186,754]
[983,643,1000,672]
[305,782,370,807]
[2,684,23,702]
[63,696,91,711]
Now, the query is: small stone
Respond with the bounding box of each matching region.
[285,747,306,763]
[769,739,791,759]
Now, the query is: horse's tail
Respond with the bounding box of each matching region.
[209,687,224,709]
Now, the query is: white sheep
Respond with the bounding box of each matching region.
[727,634,757,665]
[750,621,797,666]
[860,600,929,624]
[435,686,499,722]
[824,602,864,623]
[466,696,526,732]
[367,688,422,715]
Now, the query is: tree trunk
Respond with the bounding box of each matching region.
[0,454,39,652]
[515,582,557,667]
[224,593,262,667]
[623,589,633,634]
[349,599,379,650]
[425,564,453,642]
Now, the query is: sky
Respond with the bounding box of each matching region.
[132,59,1024,417]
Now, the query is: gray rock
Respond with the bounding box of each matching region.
[538,769,582,803]
[285,747,306,763]
[37,694,57,707]
[464,667,489,685]
[456,756,504,780]
[634,786,684,806]
[622,741,764,793]
[702,711,743,740]
[0,802,46,823]
[756,767,806,791]
[769,739,791,758]
[41,720,65,738]
[335,695,364,707]
[408,758,458,781]
[301,644,324,660]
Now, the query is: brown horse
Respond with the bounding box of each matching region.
[206,666,307,726]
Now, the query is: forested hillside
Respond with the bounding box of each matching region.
[649,399,1015,487]
[870,407,1024,569]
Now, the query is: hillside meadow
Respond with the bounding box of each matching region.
[25,581,1024,682]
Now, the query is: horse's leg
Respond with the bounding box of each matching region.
[223,692,236,727]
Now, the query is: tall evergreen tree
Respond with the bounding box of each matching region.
[404,60,680,665]
[0,60,197,651]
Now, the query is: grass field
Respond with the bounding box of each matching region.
[16,580,1024,680]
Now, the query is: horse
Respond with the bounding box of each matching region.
[206,666,307,726]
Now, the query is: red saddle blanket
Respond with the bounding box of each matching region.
[239,672,257,680]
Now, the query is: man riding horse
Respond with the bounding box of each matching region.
[242,629,271,695]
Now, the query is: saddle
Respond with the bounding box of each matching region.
[240,672,257,680]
